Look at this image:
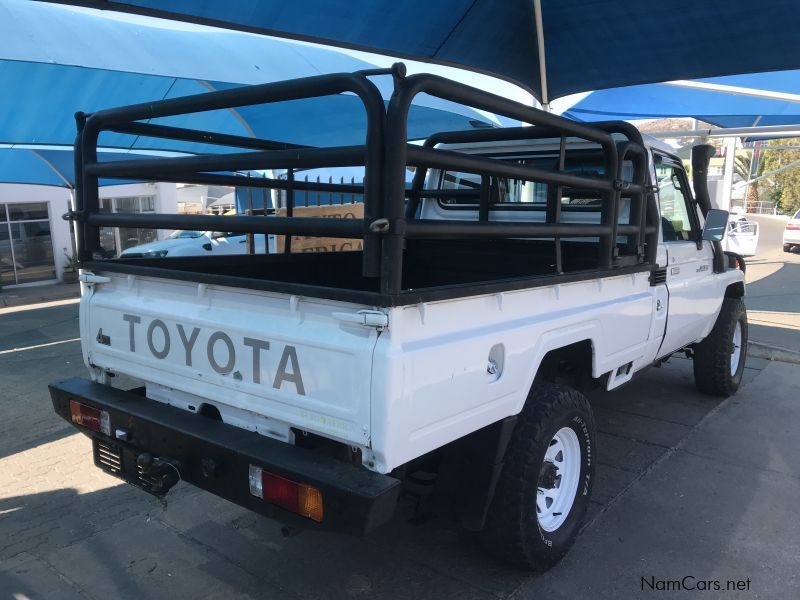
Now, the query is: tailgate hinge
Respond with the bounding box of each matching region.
[332,310,389,330]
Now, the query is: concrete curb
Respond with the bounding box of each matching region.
[0,283,79,309]
[748,340,800,365]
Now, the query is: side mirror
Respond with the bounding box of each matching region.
[702,209,729,242]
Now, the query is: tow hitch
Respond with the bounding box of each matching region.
[136,453,182,495]
[93,437,182,497]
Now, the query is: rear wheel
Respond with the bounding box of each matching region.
[693,297,748,396]
[480,383,595,570]
[784,244,792,253]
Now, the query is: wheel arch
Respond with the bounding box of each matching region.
[725,281,745,299]
[533,339,596,394]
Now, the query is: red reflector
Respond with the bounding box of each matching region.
[69,399,111,436]
[787,223,800,230]
[262,471,300,509]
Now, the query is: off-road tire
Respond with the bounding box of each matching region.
[479,382,595,570]
[693,297,747,397]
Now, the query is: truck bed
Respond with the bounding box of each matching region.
[85,239,649,307]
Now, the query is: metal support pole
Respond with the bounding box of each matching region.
[532,0,549,109]
[733,157,800,188]
[721,137,737,211]
[646,124,800,139]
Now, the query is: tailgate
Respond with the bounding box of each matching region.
[80,272,380,447]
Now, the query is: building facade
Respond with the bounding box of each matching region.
[0,182,177,288]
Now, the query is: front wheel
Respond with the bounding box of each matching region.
[479,383,595,570]
[693,297,748,397]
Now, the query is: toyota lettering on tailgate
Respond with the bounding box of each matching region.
[119,314,305,395]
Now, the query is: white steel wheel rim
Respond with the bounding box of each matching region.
[730,321,743,376]
[536,427,581,532]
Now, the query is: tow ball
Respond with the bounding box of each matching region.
[136,453,182,495]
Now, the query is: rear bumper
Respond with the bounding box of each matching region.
[49,378,400,535]
[783,231,800,244]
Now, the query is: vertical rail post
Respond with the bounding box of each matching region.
[382,64,411,295]
[262,172,269,253]
[546,136,566,273]
[619,143,647,261]
[599,145,619,270]
[479,175,490,222]
[246,174,255,255]
[405,160,429,220]
[72,113,88,261]
[284,169,294,254]
[79,114,102,260]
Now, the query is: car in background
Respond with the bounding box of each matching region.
[722,213,759,257]
[783,210,800,252]
[121,229,266,258]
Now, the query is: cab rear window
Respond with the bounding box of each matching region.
[434,155,633,211]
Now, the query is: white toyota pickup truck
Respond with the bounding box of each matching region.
[52,65,747,570]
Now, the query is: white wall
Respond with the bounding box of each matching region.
[707,179,725,211]
[0,183,73,285]
[100,182,178,241]
[156,182,179,223]
[177,184,207,212]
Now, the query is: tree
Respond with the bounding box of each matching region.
[760,139,800,215]
[734,153,751,181]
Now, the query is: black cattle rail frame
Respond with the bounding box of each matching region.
[69,63,657,304]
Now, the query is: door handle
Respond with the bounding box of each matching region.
[670,267,680,275]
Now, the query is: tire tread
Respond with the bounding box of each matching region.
[480,382,594,569]
[693,297,747,396]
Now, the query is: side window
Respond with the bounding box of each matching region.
[656,162,695,242]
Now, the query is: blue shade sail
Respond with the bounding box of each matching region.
[0,0,497,167]
[564,71,800,128]
[0,147,167,187]
[0,149,69,187]
[41,0,800,101]
[0,59,495,153]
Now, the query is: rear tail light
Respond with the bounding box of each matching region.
[69,399,111,436]
[787,223,800,230]
[248,465,324,522]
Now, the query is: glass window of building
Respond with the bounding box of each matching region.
[97,195,157,256]
[1,202,56,286]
